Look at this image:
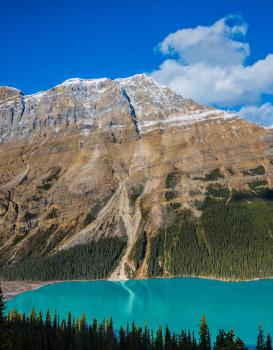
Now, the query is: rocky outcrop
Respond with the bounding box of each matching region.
[0,74,233,142]
[1,74,273,280]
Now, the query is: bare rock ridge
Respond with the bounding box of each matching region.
[1,74,273,281]
[0,74,232,141]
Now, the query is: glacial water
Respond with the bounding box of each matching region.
[6,277,273,346]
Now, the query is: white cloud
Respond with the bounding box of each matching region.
[159,16,249,67]
[238,103,273,127]
[151,16,273,115]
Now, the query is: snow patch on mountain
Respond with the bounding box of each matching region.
[0,74,241,141]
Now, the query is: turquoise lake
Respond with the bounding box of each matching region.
[6,277,273,346]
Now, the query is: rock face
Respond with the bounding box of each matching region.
[0,75,232,141]
[1,74,273,281]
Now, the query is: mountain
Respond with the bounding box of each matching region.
[1,74,273,281]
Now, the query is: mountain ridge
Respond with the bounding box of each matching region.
[1,74,273,282]
[0,74,237,142]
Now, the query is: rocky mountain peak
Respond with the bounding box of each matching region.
[0,74,238,143]
[1,73,273,281]
[0,86,23,102]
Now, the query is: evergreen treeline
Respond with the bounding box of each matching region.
[0,238,126,281]
[1,286,273,350]
[147,190,273,280]
[2,285,269,350]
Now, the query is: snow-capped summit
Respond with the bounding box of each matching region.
[0,74,237,141]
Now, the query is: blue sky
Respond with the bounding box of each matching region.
[1,0,273,125]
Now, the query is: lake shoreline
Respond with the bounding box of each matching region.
[1,274,272,300]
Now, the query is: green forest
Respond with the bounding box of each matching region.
[0,286,271,350]
[146,185,273,280]
[0,238,126,281]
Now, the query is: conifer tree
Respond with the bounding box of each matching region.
[30,307,36,324]
[45,309,52,349]
[192,331,198,350]
[52,311,59,350]
[199,315,210,350]
[155,326,163,350]
[79,313,88,350]
[226,329,235,348]
[38,310,43,327]
[0,286,12,350]
[119,326,127,350]
[79,314,87,334]
[266,334,272,350]
[165,325,172,350]
[105,317,116,349]
[214,329,226,349]
[90,318,98,349]
[257,325,265,350]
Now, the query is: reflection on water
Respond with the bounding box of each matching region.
[120,281,136,314]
